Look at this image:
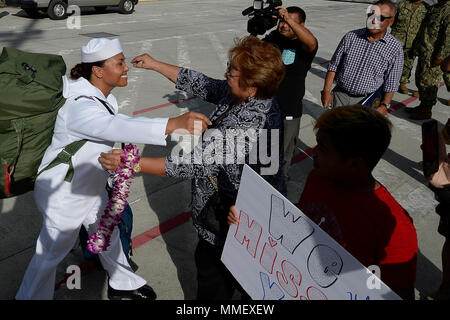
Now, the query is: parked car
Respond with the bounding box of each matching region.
[19,0,138,20]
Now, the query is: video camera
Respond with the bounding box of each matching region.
[242,0,282,36]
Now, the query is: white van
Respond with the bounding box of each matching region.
[19,0,138,20]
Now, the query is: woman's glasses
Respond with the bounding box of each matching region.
[225,62,240,78]
[367,13,392,22]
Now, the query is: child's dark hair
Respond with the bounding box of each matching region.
[314,104,392,171]
[70,60,106,80]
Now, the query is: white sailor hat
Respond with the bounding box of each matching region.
[81,38,123,63]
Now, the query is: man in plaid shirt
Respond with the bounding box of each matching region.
[321,0,404,116]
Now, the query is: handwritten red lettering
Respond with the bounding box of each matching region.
[234,210,262,258]
[233,211,329,300]
[260,242,277,275]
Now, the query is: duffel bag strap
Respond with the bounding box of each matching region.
[9,118,25,172]
[37,140,87,182]
[37,96,117,183]
[4,119,25,196]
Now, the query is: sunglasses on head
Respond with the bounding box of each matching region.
[367,13,392,22]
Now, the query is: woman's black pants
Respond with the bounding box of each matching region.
[195,238,250,300]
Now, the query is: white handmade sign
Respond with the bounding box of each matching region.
[221,165,401,300]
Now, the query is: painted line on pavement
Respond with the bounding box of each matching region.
[291,145,315,165]
[389,82,445,113]
[133,96,197,115]
[311,60,330,68]
[132,211,192,249]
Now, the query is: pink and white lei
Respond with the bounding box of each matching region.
[86,144,140,254]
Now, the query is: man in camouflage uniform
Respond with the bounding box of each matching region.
[391,0,428,94]
[444,55,450,107]
[442,55,450,145]
[406,0,450,120]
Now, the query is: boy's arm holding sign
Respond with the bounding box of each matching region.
[228,205,239,226]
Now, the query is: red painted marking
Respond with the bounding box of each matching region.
[389,82,445,113]
[132,211,192,249]
[133,97,197,116]
[312,60,330,68]
[291,146,315,165]
[389,96,418,112]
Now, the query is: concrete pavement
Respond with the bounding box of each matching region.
[0,0,449,300]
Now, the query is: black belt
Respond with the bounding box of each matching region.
[334,86,368,98]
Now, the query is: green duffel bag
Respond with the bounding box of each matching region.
[0,47,67,198]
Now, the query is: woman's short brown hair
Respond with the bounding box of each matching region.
[228,36,285,100]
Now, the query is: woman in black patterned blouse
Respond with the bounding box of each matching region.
[100,36,286,300]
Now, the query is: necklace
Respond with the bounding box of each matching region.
[86,144,140,254]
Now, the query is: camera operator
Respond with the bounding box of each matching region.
[263,6,318,181]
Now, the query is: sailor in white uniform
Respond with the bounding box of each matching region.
[16,38,210,300]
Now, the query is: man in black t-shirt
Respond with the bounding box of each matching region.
[263,6,318,180]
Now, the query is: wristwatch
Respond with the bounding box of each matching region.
[381,103,391,109]
[133,163,141,173]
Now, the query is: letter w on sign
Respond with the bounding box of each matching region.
[269,195,315,255]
